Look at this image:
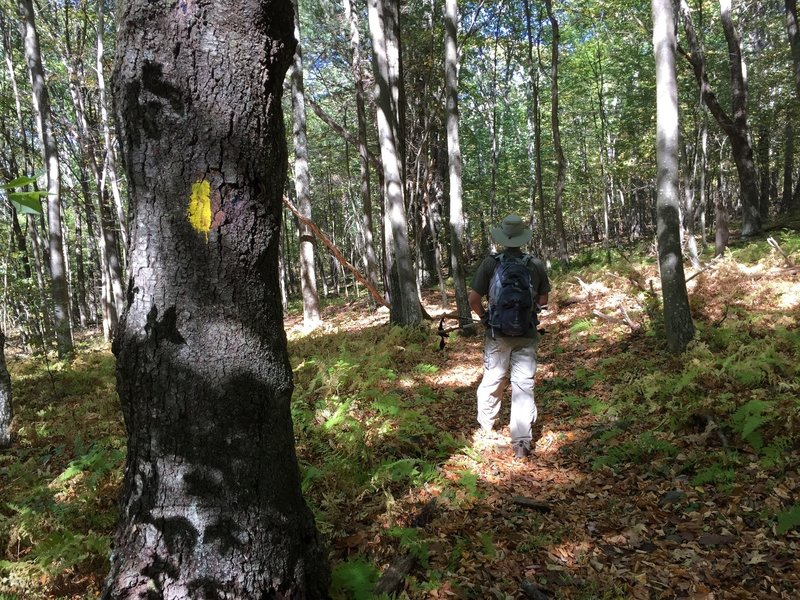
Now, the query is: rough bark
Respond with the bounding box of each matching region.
[291,0,321,328]
[653,0,695,353]
[0,329,11,449]
[105,2,329,597]
[545,0,569,266]
[20,0,73,356]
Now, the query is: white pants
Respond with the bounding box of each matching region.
[476,335,538,445]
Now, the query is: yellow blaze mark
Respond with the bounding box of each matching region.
[188,179,212,239]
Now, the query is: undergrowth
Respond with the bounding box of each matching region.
[1,230,799,598]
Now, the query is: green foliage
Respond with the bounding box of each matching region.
[592,431,677,471]
[776,505,800,535]
[692,463,738,487]
[729,400,774,451]
[330,557,380,600]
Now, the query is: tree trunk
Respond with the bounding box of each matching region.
[680,0,760,238]
[105,2,329,597]
[96,1,129,263]
[368,0,422,327]
[757,125,770,221]
[0,329,11,449]
[545,0,569,266]
[444,0,474,335]
[291,0,321,328]
[653,0,694,353]
[20,0,73,356]
[523,0,546,251]
[783,123,797,213]
[344,0,381,295]
[786,0,800,97]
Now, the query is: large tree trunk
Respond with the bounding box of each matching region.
[444,0,474,335]
[545,0,569,266]
[20,0,73,356]
[0,329,11,449]
[368,0,422,327]
[653,0,694,353]
[291,0,321,328]
[105,2,329,597]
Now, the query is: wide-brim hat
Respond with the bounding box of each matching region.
[490,214,533,247]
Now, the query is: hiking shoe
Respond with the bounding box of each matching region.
[513,442,531,459]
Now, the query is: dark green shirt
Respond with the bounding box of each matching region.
[470,249,551,338]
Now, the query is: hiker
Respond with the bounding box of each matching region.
[468,214,550,459]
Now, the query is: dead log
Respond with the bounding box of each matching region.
[511,496,552,513]
[374,554,416,597]
[282,196,388,308]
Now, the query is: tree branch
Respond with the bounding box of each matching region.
[282,195,388,308]
[306,97,382,172]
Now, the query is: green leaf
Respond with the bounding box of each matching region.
[0,175,37,190]
[8,191,45,215]
[776,505,800,535]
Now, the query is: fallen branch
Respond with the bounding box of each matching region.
[282,196,388,308]
[510,496,552,513]
[521,580,550,600]
[592,308,639,331]
[767,236,795,267]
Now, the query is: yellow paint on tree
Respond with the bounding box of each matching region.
[188,179,212,239]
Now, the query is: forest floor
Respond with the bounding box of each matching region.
[1,231,800,599]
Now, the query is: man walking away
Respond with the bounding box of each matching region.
[468,214,550,459]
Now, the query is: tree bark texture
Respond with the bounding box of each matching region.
[291,0,321,328]
[653,0,695,353]
[20,0,73,356]
[106,2,329,598]
[0,329,11,449]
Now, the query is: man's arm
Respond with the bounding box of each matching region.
[469,290,485,320]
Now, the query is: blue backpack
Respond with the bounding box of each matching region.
[487,253,536,336]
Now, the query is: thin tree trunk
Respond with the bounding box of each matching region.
[344,0,381,295]
[523,0,545,251]
[783,123,797,212]
[680,0,761,238]
[0,329,11,449]
[20,0,73,356]
[444,0,474,335]
[291,0,321,328]
[96,1,128,262]
[786,0,800,97]
[545,0,569,266]
[368,0,422,327]
[653,0,694,353]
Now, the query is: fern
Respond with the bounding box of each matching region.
[330,557,380,600]
[729,399,773,450]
